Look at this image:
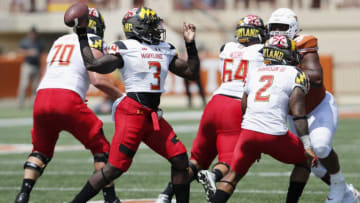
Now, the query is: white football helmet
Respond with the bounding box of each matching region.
[267,8,299,39]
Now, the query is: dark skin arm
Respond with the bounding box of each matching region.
[289,87,308,138]
[169,22,200,81]
[300,52,323,87]
[241,92,248,115]
[76,28,123,74]
[88,48,123,100]
[289,87,317,164]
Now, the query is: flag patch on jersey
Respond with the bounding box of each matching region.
[295,71,309,89]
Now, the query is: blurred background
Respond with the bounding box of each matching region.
[0,0,359,111]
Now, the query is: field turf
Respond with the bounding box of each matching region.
[0,106,359,203]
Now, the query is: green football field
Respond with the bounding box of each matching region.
[0,106,359,203]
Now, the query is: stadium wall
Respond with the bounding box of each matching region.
[0,0,359,105]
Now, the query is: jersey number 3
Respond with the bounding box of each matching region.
[49,44,75,66]
[149,61,161,90]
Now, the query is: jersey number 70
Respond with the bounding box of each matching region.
[49,44,75,66]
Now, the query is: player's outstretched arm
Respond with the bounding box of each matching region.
[88,48,123,100]
[75,27,124,74]
[169,22,200,81]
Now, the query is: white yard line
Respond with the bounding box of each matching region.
[0,111,203,127]
[0,124,198,154]
[0,170,360,178]
[0,186,327,195]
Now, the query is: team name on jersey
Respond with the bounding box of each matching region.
[258,66,286,72]
[141,52,163,59]
[230,51,243,58]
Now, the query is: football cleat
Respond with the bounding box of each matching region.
[325,180,346,203]
[105,197,122,203]
[14,192,29,203]
[198,170,216,202]
[343,184,360,203]
[155,194,176,203]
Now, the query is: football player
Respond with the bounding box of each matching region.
[267,8,359,203]
[69,7,200,203]
[156,15,266,203]
[211,35,317,203]
[14,8,122,203]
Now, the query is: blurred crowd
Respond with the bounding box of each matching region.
[9,0,360,13]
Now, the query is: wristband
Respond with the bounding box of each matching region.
[185,41,198,56]
[76,27,88,41]
[293,116,307,121]
[300,135,311,149]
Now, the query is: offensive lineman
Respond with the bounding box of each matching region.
[14,8,122,203]
[267,8,359,203]
[156,15,266,203]
[69,7,200,203]
[211,35,317,203]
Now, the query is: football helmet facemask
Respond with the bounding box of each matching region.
[267,8,299,39]
[235,15,266,45]
[122,7,166,45]
[87,8,106,39]
[263,35,300,66]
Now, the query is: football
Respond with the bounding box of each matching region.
[64,2,89,27]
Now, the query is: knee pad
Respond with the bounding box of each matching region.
[170,153,189,172]
[188,161,199,180]
[101,164,123,185]
[313,145,331,159]
[24,152,51,175]
[311,162,327,178]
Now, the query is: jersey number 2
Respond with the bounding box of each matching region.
[149,61,161,90]
[50,44,75,66]
[222,59,248,82]
[255,75,274,102]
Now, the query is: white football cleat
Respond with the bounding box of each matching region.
[198,170,216,202]
[155,194,176,203]
[343,184,360,203]
[325,180,346,203]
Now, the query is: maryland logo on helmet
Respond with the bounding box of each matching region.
[236,15,266,44]
[263,35,299,66]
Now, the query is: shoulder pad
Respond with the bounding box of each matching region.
[295,69,309,91]
[114,41,127,50]
[168,42,176,50]
[89,36,104,51]
[108,40,128,56]
[294,34,318,54]
[220,44,226,53]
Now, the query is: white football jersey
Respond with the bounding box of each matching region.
[242,65,308,135]
[108,39,177,93]
[38,33,106,100]
[213,42,264,98]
